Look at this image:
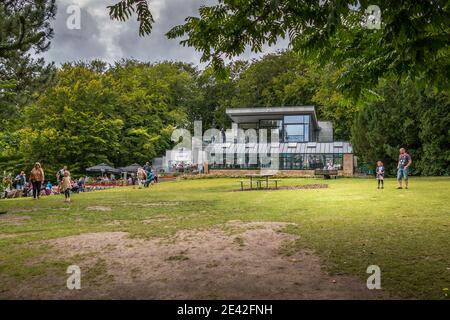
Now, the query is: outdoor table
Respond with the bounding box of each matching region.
[245,174,274,189]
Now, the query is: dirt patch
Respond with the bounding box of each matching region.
[118,202,180,207]
[232,184,329,192]
[1,207,37,214]
[0,214,31,226]
[86,206,111,212]
[3,222,387,299]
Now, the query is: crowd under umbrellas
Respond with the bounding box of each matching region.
[1,162,159,201]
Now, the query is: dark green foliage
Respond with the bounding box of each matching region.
[0,61,199,175]
[352,81,450,175]
[165,0,449,95]
[0,0,56,58]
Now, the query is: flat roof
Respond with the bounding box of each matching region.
[226,106,318,125]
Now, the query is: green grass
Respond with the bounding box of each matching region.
[0,177,449,299]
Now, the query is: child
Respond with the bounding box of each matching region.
[137,168,147,189]
[61,171,72,202]
[376,161,385,189]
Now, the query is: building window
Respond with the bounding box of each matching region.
[259,120,282,143]
[283,115,310,142]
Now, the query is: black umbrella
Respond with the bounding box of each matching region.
[86,163,120,175]
[119,163,142,173]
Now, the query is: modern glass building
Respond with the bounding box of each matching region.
[206,106,354,176]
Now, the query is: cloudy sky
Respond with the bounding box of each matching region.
[42,0,289,67]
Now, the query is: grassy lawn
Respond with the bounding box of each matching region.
[0,177,449,299]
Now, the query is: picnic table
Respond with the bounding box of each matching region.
[246,174,273,189]
[239,173,281,191]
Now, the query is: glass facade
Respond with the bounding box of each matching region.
[207,114,345,171]
[209,153,343,170]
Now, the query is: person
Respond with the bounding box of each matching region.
[153,170,159,183]
[23,181,32,197]
[15,171,27,190]
[137,168,147,189]
[327,160,334,170]
[375,161,385,189]
[56,166,67,188]
[30,162,45,200]
[145,169,154,187]
[130,172,136,188]
[143,162,151,172]
[71,180,80,193]
[2,176,12,198]
[397,148,412,189]
[45,181,53,196]
[78,177,85,192]
[143,162,151,187]
[61,171,72,202]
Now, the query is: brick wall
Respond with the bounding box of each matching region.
[343,153,354,176]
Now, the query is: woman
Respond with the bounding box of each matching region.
[30,162,45,200]
[137,168,147,189]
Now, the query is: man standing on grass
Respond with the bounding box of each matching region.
[397,148,412,189]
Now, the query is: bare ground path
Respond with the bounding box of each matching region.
[3,221,387,299]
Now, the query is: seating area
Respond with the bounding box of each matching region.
[239,179,282,191]
[239,173,282,191]
[314,169,339,179]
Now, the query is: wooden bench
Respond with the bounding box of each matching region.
[314,169,338,179]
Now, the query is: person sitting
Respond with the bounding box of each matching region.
[23,182,32,197]
[45,181,53,196]
[71,181,80,193]
[51,186,59,194]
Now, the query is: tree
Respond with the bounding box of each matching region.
[0,60,203,175]
[351,80,450,175]
[108,1,449,93]
[164,0,449,94]
[0,1,57,129]
[0,0,56,58]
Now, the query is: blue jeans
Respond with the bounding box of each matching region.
[397,168,408,181]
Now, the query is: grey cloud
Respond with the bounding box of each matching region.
[43,1,107,63]
[42,0,288,67]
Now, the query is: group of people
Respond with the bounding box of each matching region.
[2,162,47,200]
[135,162,158,189]
[2,163,88,201]
[375,148,412,189]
